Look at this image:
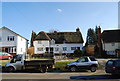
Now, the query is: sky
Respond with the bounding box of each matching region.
[1,2,118,45]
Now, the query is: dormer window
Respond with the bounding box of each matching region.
[50,39,55,45]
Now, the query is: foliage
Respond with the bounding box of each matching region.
[85,28,97,46]
[30,31,37,47]
[73,49,83,57]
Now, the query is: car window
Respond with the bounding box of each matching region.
[115,61,120,67]
[0,52,2,55]
[89,57,97,61]
[78,57,88,62]
[107,61,113,66]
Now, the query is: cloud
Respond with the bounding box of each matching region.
[57,9,62,12]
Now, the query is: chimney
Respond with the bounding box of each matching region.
[76,28,80,32]
[97,26,103,57]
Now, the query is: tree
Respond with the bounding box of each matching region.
[85,28,97,46]
[95,26,98,42]
[30,31,37,47]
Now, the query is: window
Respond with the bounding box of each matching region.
[111,43,115,46]
[71,47,76,50]
[21,48,22,52]
[38,41,41,44]
[107,61,113,67]
[37,48,43,51]
[77,47,80,50]
[115,61,120,67]
[77,57,88,62]
[7,36,14,41]
[46,47,49,52]
[63,47,67,51]
[89,57,97,61]
[55,47,59,51]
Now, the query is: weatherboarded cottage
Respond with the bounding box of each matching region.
[0,27,28,56]
[33,28,84,56]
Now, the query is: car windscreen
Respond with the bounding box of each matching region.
[106,60,114,66]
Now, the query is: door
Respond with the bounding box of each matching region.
[10,55,24,70]
[105,60,114,73]
[76,57,90,69]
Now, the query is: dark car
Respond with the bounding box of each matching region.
[105,60,120,75]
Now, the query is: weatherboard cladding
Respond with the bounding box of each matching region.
[35,31,84,44]
[1,27,28,41]
[102,29,120,43]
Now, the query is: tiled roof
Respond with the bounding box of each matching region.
[102,29,120,43]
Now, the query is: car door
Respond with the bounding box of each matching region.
[105,60,114,73]
[115,61,120,73]
[76,57,90,69]
[2,53,8,59]
[10,55,23,70]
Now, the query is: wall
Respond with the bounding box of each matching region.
[17,36,28,54]
[34,40,50,54]
[0,28,17,47]
[34,40,83,54]
[103,42,120,55]
[51,43,83,54]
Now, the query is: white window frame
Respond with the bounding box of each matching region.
[38,41,42,44]
[37,47,43,51]
[63,47,67,51]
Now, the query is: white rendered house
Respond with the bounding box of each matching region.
[34,28,84,55]
[0,27,28,56]
[102,29,120,56]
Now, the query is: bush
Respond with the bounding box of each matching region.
[73,49,83,57]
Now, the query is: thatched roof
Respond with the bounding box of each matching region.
[47,32,84,44]
[102,29,120,43]
[35,31,51,40]
[35,29,84,44]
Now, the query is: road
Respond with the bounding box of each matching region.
[1,70,120,80]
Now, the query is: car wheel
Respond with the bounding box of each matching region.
[90,66,97,72]
[70,66,77,72]
[7,67,15,72]
[41,66,47,73]
[8,57,11,60]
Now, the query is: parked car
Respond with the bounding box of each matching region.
[105,60,120,75]
[65,56,98,72]
[0,52,13,60]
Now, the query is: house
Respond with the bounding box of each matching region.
[0,27,28,56]
[102,29,120,56]
[33,28,84,56]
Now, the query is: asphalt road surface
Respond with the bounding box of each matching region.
[1,70,120,80]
